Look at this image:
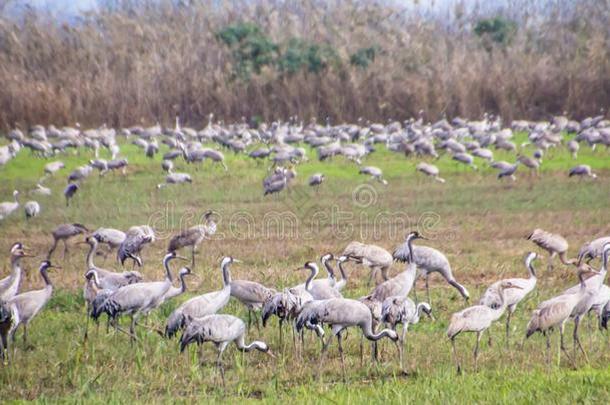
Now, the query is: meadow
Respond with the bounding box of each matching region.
[1,134,610,403]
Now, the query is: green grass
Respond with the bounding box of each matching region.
[1,134,610,402]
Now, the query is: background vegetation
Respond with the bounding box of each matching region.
[0,0,609,128]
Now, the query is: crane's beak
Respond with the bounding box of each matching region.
[265,349,276,359]
[233,259,242,263]
[48,264,62,270]
[176,255,189,261]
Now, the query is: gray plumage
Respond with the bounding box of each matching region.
[341,241,393,285]
[164,256,234,338]
[117,225,155,267]
[24,201,40,219]
[84,236,143,290]
[47,223,89,260]
[452,152,477,170]
[63,183,79,206]
[0,190,20,219]
[157,172,192,188]
[0,243,29,302]
[167,211,216,267]
[577,236,610,266]
[416,162,445,183]
[295,262,342,300]
[308,173,325,189]
[527,228,576,270]
[393,237,470,303]
[179,314,273,385]
[568,164,597,179]
[359,166,388,185]
[381,296,432,346]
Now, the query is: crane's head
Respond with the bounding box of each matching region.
[84,269,97,280]
[220,256,240,268]
[10,242,34,258]
[405,231,426,241]
[164,251,188,262]
[320,253,334,264]
[40,260,61,271]
[179,267,192,277]
[337,255,348,263]
[10,242,24,254]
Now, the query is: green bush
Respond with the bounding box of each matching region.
[474,17,516,47]
[277,38,337,74]
[350,46,378,69]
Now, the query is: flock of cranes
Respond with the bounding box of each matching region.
[1,222,609,381]
[1,113,608,222]
[0,113,609,385]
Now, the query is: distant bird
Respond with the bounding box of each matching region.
[67,165,93,183]
[527,228,576,271]
[517,155,540,176]
[567,140,579,159]
[159,267,192,305]
[568,164,597,179]
[164,256,235,338]
[43,161,65,176]
[263,168,289,195]
[157,172,192,189]
[447,281,521,373]
[526,268,599,367]
[261,287,313,349]
[295,298,399,373]
[0,190,20,220]
[167,210,216,267]
[0,243,32,302]
[2,261,60,349]
[161,160,173,173]
[496,161,519,181]
[47,223,89,260]
[308,173,325,191]
[83,236,143,290]
[341,241,393,286]
[416,162,445,183]
[230,275,276,330]
[359,166,388,185]
[452,153,477,170]
[63,183,79,206]
[479,252,538,345]
[30,184,51,196]
[393,236,470,304]
[93,252,184,341]
[117,225,156,268]
[179,314,274,385]
[24,201,40,219]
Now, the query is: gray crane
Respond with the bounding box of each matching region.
[179,314,274,386]
[63,183,79,206]
[117,225,156,268]
[159,267,193,305]
[452,152,477,170]
[393,235,470,304]
[577,236,610,266]
[496,161,519,181]
[83,236,143,290]
[568,164,597,179]
[0,190,20,220]
[167,211,216,267]
[230,275,276,330]
[526,268,599,367]
[92,227,126,260]
[295,262,342,300]
[47,223,89,261]
[165,256,235,338]
[359,166,388,185]
[308,173,325,192]
[527,228,576,271]
[93,252,185,341]
[24,201,40,219]
[564,243,609,362]
[567,140,579,159]
[157,172,192,189]
[479,252,538,346]
[447,281,521,373]
[2,261,60,351]
[416,162,445,183]
[341,241,393,286]
[295,298,399,374]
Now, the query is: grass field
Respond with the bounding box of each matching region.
[1,135,610,403]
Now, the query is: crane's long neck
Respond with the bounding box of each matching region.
[90,270,102,289]
[40,267,52,288]
[86,241,97,269]
[526,258,537,279]
[338,261,348,281]
[305,265,318,292]
[601,247,610,276]
[163,256,174,282]
[361,319,396,342]
[406,235,415,262]
[237,340,268,353]
[179,272,188,293]
[322,258,335,281]
[222,262,232,287]
[10,254,23,275]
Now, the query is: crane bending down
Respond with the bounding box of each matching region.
[179,314,274,386]
[447,281,522,373]
[296,298,399,375]
[527,228,576,271]
[479,252,538,346]
[393,235,469,304]
[341,241,393,286]
[167,210,216,267]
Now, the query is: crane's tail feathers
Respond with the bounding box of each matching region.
[165,311,185,338]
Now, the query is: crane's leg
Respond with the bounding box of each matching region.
[473,331,482,372]
[130,315,138,345]
[573,317,589,363]
[198,343,205,365]
[505,311,512,349]
[247,310,252,331]
[337,332,346,379]
[318,335,333,379]
[62,240,68,261]
[359,334,364,367]
[548,252,556,272]
[545,332,551,369]
[559,321,574,367]
[22,324,27,348]
[451,337,461,374]
[216,343,227,388]
[425,275,432,306]
[191,245,196,268]
[83,304,90,342]
[367,267,377,287]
